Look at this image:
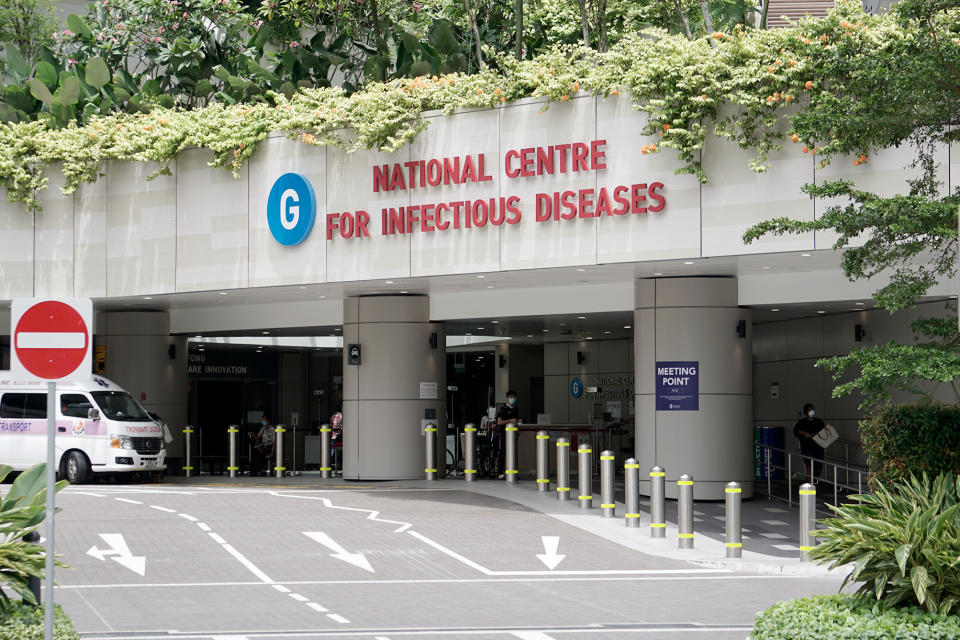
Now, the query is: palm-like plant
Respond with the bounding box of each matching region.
[0,464,67,613]
[810,473,960,615]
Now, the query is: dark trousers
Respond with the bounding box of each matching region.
[799,440,824,478]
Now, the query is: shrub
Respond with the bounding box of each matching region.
[860,403,960,485]
[810,473,960,614]
[0,602,79,640]
[751,594,960,640]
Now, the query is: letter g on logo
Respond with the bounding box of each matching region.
[267,173,317,246]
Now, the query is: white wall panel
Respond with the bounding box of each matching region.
[74,177,107,298]
[410,109,501,276]
[106,160,177,296]
[596,97,701,262]
[176,149,249,292]
[701,127,815,256]
[0,193,33,298]
[248,137,328,287]
[34,167,74,297]
[498,97,598,270]
[325,142,411,281]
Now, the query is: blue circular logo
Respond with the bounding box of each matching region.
[571,378,583,398]
[267,173,317,246]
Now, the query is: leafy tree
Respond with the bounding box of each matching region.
[0,0,56,66]
[744,0,960,408]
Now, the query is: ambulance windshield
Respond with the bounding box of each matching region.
[91,391,151,422]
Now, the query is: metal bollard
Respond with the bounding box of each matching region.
[556,437,570,500]
[182,426,194,478]
[678,474,694,549]
[319,424,332,478]
[650,465,665,537]
[22,530,41,605]
[536,430,550,492]
[274,426,286,478]
[799,482,816,561]
[578,443,592,509]
[227,425,239,478]
[600,450,615,517]
[624,459,640,527]
[505,423,519,484]
[464,424,477,482]
[424,424,438,480]
[725,481,742,558]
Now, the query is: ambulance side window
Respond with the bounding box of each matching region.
[61,394,93,419]
[0,393,47,419]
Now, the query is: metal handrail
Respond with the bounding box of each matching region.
[754,442,869,507]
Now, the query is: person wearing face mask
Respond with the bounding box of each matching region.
[253,415,277,477]
[495,391,520,479]
[793,403,825,480]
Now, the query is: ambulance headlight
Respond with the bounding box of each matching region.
[111,436,134,450]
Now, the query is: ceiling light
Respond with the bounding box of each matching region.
[542,329,550,332]
[466,332,472,336]
[771,308,780,312]
[334,328,341,332]
[143,296,152,300]
[576,268,586,272]
[194,335,202,338]
[586,336,593,340]
[400,290,408,294]
[320,295,327,299]
[526,334,533,338]
[653,272,663,276]
[477,327,485,330]
[855,302,865,306]
[262,331,269,335]
[817,310,826,314]
[577,316,586,319]
[477,275,486,279]
[624,325,631,329]
[491,320,499,324]
[684,261,694,265]
[299,286,307,290]
[218,291,228,295]
[801,253,811,257]
[559,323,567,327]
[486,285,494,289]
[603,331,611,334]
[762,266,771,270]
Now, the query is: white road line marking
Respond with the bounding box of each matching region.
[513,632,557,640]
[327,613,350,624]
[761,520,788,526]
[407,530,492,575]
[759,532,788,539]
[209,532,227,545]
[72,491,106,497]
[271,492,413,532]
[772,544,798,551]
[178,513,199,522]
[220,544,274,584]
[56,574,782,590]
[306,602,329,613]
[114,498,142,504]
[17,331,85,349]
[197,523,212,532]
[149,505,176,513]
[763,507,786,513]
[272,585,291,593]
[289,593,309,602]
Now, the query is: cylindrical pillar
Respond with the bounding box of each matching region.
[425,424,438,480]
[556,437,570,501]
[464,424,477,482]
[274,426,286,478]
[320,424,332,478]
[505,423,518,484]
[634,278,753,500]
[536,430,550,492]
[799,483,816,561]
[183,426,194,477]
[578,443,592,509]
[678,474,694,549]
[600,450,615,517]
[624,459,640,527]
[725,481,742,558]
[227,425,238,478]
[650,465,665,537]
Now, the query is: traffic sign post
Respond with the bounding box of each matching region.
[11,298,92,640]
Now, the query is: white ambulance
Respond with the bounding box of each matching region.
[0,374,167,483]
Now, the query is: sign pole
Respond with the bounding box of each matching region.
[44,380,56,640]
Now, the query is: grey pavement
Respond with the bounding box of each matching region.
[22,474,850,639]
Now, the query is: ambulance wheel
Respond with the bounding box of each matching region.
[64,452,90,484]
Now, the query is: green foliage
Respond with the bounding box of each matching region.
[858,403,960,484]
[0,464,68,612]
[0,0,56,67]
[0,602,79,639]
[751,594,960,640]
[809,473,960,614]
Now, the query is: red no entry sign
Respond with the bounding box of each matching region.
[11,298,92,381]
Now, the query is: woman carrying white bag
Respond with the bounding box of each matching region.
[793,403,838,481]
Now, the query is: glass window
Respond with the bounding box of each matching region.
[60,394,93,419]
[0,393,47,419]
[91,391,151,422]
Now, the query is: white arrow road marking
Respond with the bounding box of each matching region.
[86,534,146,576]
[303,531,375,573]
[536,536,566,570]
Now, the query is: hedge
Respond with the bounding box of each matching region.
[751,595,960,640]
[860,402,960,485]
[0,602,79,640]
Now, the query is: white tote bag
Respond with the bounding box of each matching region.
[813,423,838,448]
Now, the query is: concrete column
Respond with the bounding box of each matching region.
[635,278,753,499]
[99,311,188,458]
[342,296,446,480]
